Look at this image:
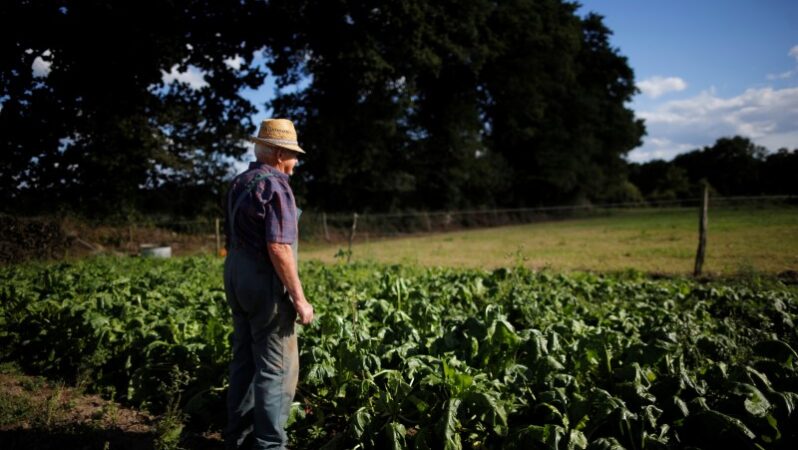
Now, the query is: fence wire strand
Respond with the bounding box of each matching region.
[2,195,794,260]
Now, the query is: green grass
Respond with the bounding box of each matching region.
[300,205,798,276]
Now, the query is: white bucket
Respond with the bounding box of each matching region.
[140,244,172,258]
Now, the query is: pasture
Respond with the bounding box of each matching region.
[303,205,798,276]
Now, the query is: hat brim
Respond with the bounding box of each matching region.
[249,136,306,154]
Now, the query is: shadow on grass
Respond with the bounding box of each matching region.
[0,425,225,450]
[1,424,153,450]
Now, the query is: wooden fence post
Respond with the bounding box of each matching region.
[322,212,330,242]
[215,217,221,256]
[423,212,432,232]
[694,183,708,276]
[347,213,358,263]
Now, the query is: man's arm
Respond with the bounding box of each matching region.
[267,242,314,325]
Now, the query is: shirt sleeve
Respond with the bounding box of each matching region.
[262,179,298,244]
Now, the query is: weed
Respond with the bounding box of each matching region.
[41,382,67,428]
[334,247,353,263]
[507,245,529,269]
[21,375,45,392]
[101,387,120,427]
[154,402,185,450]
[154,366,189,450]
[0,390,33,427]
[0,361,21,375]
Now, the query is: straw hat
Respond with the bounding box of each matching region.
[249,118,305,154]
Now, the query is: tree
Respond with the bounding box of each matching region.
[483,6,644,206]
[0,0,269,216]
[268,0,645,211]
[628,159,690,201]
[267,0,509,212]
[672,136,767,196]
[762,148,798,195]
[266,0,426,212]
[3,0,647,216]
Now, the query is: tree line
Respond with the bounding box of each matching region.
[1,1,794,220]
[628,136,798,203]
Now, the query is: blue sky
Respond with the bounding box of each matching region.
[237,1,798,163]
[577,0,798,161]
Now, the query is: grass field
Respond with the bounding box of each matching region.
[301,205,798,276]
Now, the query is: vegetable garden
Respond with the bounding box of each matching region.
[1,257,797,449]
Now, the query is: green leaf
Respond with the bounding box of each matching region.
[385,421,407,450]
[461,391,508,436]
[534,402,568,428]
[730,383,772,418]
[753,340,798,366]
[436,398,462,450]
[348,407,371,440]
[641,405,663,430]
[668,396,689,420]
[760,414,781,444]
[512,424,566,448]
[567,429,588,450]
[586,437,625,450]
[681,410,757,445]
[413,426,433,450]
[763,389,794,418]
[442,359,473,397]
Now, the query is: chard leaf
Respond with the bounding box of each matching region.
[348,407,371,440]
[753,340,798,366]
[385,421,407,450]
[436,398,462,450]
[586,437,624,450]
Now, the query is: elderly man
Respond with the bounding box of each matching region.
[223,118,314,449]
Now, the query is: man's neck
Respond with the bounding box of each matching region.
[258,158,291,176]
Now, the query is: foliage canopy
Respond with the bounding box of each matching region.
[2,0,645,215]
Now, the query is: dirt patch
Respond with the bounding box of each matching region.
[778,270,798,285]
[0,368,223,449]
[0,371,155,449]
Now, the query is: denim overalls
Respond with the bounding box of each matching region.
[223,172,300,450]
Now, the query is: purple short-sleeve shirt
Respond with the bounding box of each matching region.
[225,162,298,253]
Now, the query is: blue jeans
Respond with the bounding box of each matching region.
[223,248,299,450]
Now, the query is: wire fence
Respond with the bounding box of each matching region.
[2,194,796,263]
[299,194,797,243]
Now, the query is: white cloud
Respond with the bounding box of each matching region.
[161,64,209,90]
[758,130,798,151]
[32,49,53,78]
[224,55,244,70]
[767,69,795,80]
[632,86,798,161]
[627,138,696,163]
[767,45,798,80]
[637,76,687,98]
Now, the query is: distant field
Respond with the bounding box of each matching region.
[301,205,798,276]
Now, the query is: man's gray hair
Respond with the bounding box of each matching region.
[254,142,275,161]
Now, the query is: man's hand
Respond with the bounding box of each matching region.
[267,242,314,326]
[294,298,314,325]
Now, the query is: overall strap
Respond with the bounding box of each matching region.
[228,172,275,247]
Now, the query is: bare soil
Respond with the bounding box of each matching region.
[0,368,223,450]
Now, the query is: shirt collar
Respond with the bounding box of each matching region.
[248,161,289,181]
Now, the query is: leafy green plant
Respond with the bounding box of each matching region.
[1,257,797,448]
